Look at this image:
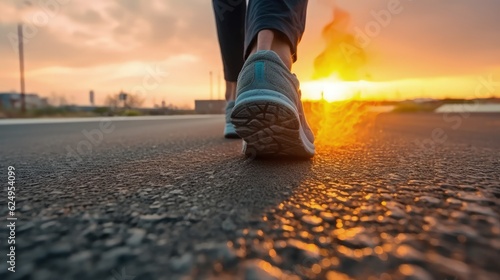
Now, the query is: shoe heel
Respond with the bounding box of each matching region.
[231,89,312,157]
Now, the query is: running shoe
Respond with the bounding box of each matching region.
[230,50,315,157]
[224,100,239,138]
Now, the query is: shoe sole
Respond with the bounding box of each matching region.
[230,89,315,158]
[224,123,240,139]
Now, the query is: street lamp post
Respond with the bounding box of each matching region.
[209,71,213,100]
[218,73,221,100]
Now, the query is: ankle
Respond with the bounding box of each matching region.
[225,81,237,101]
[250,30,293,69]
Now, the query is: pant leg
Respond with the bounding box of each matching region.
[212,0,246,82]
[245,0,308,62]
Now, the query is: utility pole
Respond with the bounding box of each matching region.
[18,23,26,113]
[217,73,221,100]
[209,71,213,100]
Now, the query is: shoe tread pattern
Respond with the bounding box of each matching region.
[231,101,312,158]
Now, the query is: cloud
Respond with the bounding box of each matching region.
[0,0,217,69]
[336,0,500,79]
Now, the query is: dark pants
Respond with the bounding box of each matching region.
[212,0,308,82]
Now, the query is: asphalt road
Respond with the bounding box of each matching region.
[0,113,499,280]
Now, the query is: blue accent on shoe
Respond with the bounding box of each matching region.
[255,61,265,84]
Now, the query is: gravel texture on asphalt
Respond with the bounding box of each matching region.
[0,113,499,280]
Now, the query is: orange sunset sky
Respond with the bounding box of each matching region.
[1,0,499,108]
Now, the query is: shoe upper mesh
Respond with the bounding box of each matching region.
[236,51,315,143]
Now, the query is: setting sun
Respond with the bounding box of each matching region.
[301,78,371,102]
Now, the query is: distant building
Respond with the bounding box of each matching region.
[0,92,48,110]
[194,100,226,114]
[435,104,500,113]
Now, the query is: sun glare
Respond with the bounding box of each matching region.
[301,76,380,148]
[302,79,370,102]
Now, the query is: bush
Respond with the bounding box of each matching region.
[121,110,142,116]
[392,103,440,113]
[93,107,111,115]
